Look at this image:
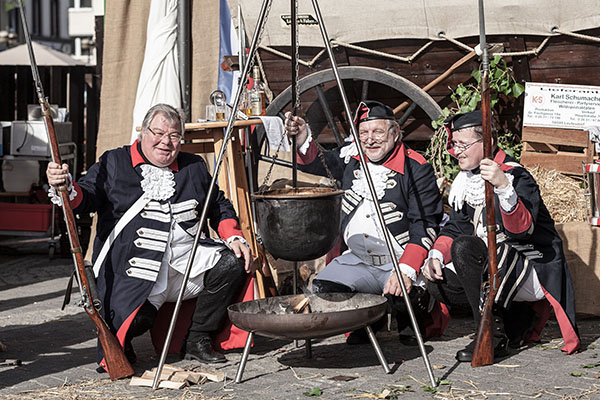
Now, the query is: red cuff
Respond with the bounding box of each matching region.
[501,199,533,234]
[71,182,84,209]
[217,218,244,240]
[399,243,428,273]
[432,235,453,263]
[297,141,318,165]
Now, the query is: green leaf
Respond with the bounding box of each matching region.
[468,95,480,110]
[423,385,440,393]
[493,68,504,79]
[581,362,600,368]
[512,82,525,98]
[439,380,452,386]
[303,387,322,397]
[571,371,584,377]
[471,69,482,84]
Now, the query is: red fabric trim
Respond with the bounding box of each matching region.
[217,218,244,240]
[71,182,84,209]
[493,149,512,171]
[98,303,141,372]
[351,142,406,174]
[215,275,255,350]
[405,148,427,165]
[432,235,453,263]
[424,301,450,338]
[541,286,580,354]
[382,142,405,174]
[325,236,343,265]
[297,140,319,165]
[130,139,179,172]
[150,299,197,355]
[524,299,552,344]
[399,243,427,273]
[501,199,533,234]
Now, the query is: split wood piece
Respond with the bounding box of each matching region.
[293,296,311,313]
[130,364,224,389]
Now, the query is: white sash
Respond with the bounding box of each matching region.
[93,195,151,277]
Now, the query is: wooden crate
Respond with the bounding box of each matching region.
[520,126,594,175]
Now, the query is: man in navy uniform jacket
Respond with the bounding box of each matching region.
[422,110,580,362]
[285,101,444,344]
[47,104,251,369]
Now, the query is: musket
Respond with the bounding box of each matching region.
[17,0,134,380]
[471,0,499,367]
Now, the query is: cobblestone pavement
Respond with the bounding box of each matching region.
[1,242,600,400]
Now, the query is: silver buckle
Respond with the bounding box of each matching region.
[370,254,387,266]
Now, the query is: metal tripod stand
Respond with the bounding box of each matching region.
[152,0,438,389]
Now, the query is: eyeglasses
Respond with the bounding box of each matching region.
[147,127,182,143]
[358,129,389,142]
[448,138,482,152]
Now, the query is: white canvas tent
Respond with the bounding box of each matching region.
[236,0,600,47]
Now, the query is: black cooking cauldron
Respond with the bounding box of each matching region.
[252,187,344,261]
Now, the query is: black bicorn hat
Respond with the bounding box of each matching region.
[353,100,396,127]
[443,110,482,134]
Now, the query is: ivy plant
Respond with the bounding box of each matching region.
[427,55,525,181]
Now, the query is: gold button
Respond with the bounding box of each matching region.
[142,212,147,216]
[136,241,142,246]
[364,234,369,238]
[366,214,371,218]
[367,249,372,254]
[131,260,136,265]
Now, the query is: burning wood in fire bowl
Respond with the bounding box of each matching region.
[227,293,387,340]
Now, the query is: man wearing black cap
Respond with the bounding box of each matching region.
[284,101,444,344]
[422,110,579,362]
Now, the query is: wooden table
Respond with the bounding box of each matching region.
[182,119,275,298]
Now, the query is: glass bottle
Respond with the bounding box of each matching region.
[249,66,266,116]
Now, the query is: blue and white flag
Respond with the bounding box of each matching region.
[217,0,240,105]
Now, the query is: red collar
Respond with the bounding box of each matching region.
[130,139,179,172]
[352,142,406,174]
[493,149,512,172]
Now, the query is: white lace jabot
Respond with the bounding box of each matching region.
[350,163,394,201]
[140,164,176,201]
[449,169,515,211]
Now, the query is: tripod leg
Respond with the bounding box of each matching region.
[235,331,254,384]
[365,325,390,374]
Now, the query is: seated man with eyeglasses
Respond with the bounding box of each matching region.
[284,101,444,345]
[46,103,251,369]
[422,110,580,362]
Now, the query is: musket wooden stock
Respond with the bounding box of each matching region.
[470,68,499,367]
[17,0,133,380]
[41,94,134,381]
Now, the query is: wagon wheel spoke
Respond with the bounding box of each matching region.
[255,66,442,173]
[314,83,345,146]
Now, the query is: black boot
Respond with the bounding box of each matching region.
[123,301,157,364]
[184,335,226,364]
[502,302,537,348]
[387,287,429,346]
[346,316,386,345]
[185,249,246,363]
[456,308,509,362]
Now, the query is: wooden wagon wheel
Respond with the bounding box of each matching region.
[254,66,442,156]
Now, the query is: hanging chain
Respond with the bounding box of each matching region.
[259,0,338,190]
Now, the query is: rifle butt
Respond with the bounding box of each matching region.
[95,316,134,380]
[471,297,495,367]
